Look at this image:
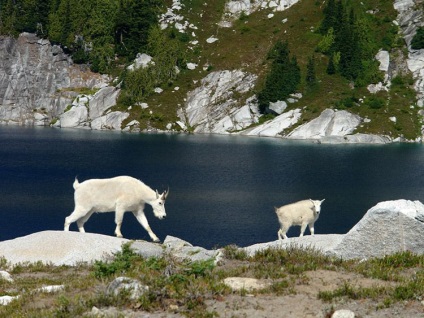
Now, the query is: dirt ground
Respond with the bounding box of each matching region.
[204,270,424,318]
[89,269,424,318]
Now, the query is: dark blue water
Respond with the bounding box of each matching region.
[1,126,424,248]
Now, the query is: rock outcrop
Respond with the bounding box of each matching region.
[220,0,300,27]
[0,33,108,126]
[286,109,362,140]
[0,231,218,267]
[332,199,424,260]
[240,108,301,137]
[177,70,259,133]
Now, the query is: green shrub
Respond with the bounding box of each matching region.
[411,26,424,50]
[93,243,138,278]
[365,96,385,109]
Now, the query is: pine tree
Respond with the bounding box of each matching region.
[306,55,317,88]
[258,41,300,113]
[327,53,336,75]
[411,26,424,50]
[320,0,336,34]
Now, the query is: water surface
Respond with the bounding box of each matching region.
[1,126,423,248]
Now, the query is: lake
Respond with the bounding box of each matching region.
[1,126,424,249]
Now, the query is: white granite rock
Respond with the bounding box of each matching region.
[107,277,149,300]
[91,111,129,130]
[241,109,301,137]
[179,70,257,133]
[287,109,361,140]
[332,200,424,260]
[0,295,19,306]
[89,86,120,120]
[332,309,355,318]
[127,53,153,71]
[376,50,390,72]
[0,231,130,266]
[268,100,287,114]
[0,271,13,282]
[223,277,271,291]
[59,105,88,128]
[320,133,391,144]
[243,234,345,257]
[163,236,219,262]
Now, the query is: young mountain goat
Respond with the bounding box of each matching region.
[275,199,325,240]
[64,176,168,242]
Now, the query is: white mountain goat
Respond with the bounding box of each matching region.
[275,199,325,240]
[64,176,168,242]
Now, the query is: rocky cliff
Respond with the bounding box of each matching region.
[1,0,424,143]
[0,33,110,126]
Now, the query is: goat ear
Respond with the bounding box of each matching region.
[321,199,325,204]
[156,190,159,199]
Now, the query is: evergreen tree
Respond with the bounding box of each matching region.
[114,0,162,59]
[327,53,336,74]
[257,41,300,114]
[0,0,17,35]
[320,0,336,34]
[411,26,424,50]
[306,55,317,88]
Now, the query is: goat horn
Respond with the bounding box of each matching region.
[163,187,169,199]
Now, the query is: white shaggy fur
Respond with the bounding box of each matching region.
[64,176,168,242]
[275,199,325,240]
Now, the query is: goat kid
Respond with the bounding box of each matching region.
[275,199,325,240]
[64,176,168,242]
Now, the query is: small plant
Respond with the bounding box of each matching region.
[64,105,73,112]
[364,95,385,110]
[186,259,215,277]
[222,245,248,260]
[93,243,138,278]
[239,11,248,21]
[336,96,359,109]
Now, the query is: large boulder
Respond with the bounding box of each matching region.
[287,109,362,140]
[89,86,121,119]
[332,200,424,260]
[60,105,88,128]
[91,111,129,130]
[243,234,345,257]
[163,236,220,263]
[0,231,131,266]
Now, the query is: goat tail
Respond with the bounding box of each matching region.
[73,177,80,190]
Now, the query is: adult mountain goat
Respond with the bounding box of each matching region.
[275,199,325,240]
[64,176,168,242]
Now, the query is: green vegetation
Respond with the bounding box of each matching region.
[257,40,301,113]
[411,26,424,50]
[1,245,424,317]
[0,0,420,138]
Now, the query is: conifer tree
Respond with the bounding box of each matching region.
[257,41,300,113]
[327,53,336,75]
[306,55,317,88]
[320,0,336,34]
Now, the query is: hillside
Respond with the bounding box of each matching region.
[0,0,423,141]
[120,0,419,140]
